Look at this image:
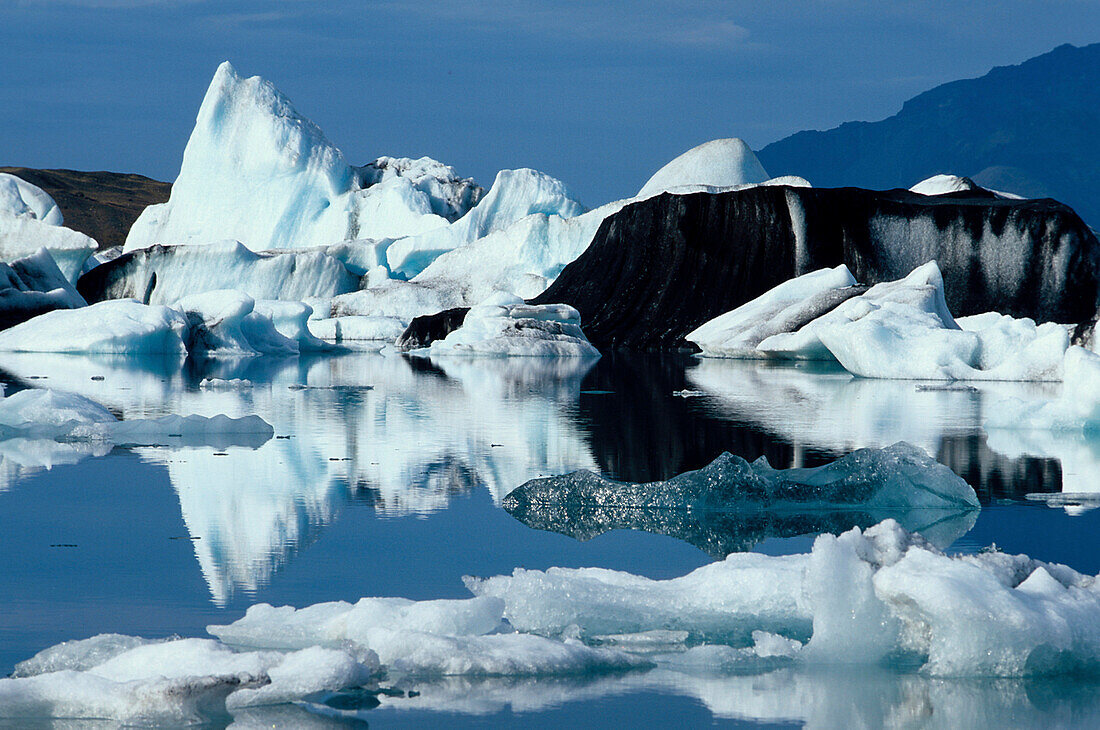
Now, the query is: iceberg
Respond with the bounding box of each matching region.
[687,260,1073,381]
[420,293,600,358]
[637,138,770,199]
[384,168,586,279]
[687,265,862,357]
[0,299,190,355]
[78,240,360,305]
[0,291,321,358]
[0,173,96,283]
[0,247,87,329]
[125,62,483,255]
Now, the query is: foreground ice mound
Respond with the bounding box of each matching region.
[421,293,600,358]
[505,442,979,513]
[687,265,861,357]
[124,62,482,255]
[0,388,273,447]
[503,442,979,554]
[78,240,359,304]
[470,519,1100,676]
[176,289,298,357]
[637,138,770,198]
[12,520,1100,724]
[0,173,96,283]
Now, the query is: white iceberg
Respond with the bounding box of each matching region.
[637,138,770,199]
[687,265,860,358]
[384,168,586,279]
[0,299,190,355]
[0,173,96,283]
[422,293,600,358]
[125,62,481,256]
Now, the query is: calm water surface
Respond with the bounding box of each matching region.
[0,350,1097,727]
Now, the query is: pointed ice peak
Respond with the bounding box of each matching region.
[638,138,770,198]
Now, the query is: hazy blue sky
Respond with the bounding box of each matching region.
[2,1,1098,204]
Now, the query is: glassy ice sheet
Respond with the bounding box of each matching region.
[1,351,1099,727]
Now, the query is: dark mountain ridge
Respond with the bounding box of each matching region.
[757,42,1100,226]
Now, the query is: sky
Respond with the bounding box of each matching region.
[2,0,1099,205]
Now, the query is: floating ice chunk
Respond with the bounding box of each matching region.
[0,636,379,723]
[424,293,600,358]
[361,156,483,222]
[687,265,861,358]
[208,595,646,677]
[466,554,810,645]
[386,168,586,279]
[505,442,979,515]
[210,596,508,650]
[0,299,189,355]
[79,240,359,305]
[637,138,770,199]
[504,442,978,556]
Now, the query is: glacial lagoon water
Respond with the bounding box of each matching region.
[2,349,1100,727]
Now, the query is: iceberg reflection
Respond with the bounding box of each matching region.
[0,351,599,604]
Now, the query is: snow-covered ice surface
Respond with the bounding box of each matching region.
[637,138,770,198]
[419,293,600,358]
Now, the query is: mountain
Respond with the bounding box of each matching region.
[0,167,170,249]
[757,42,1100,226]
